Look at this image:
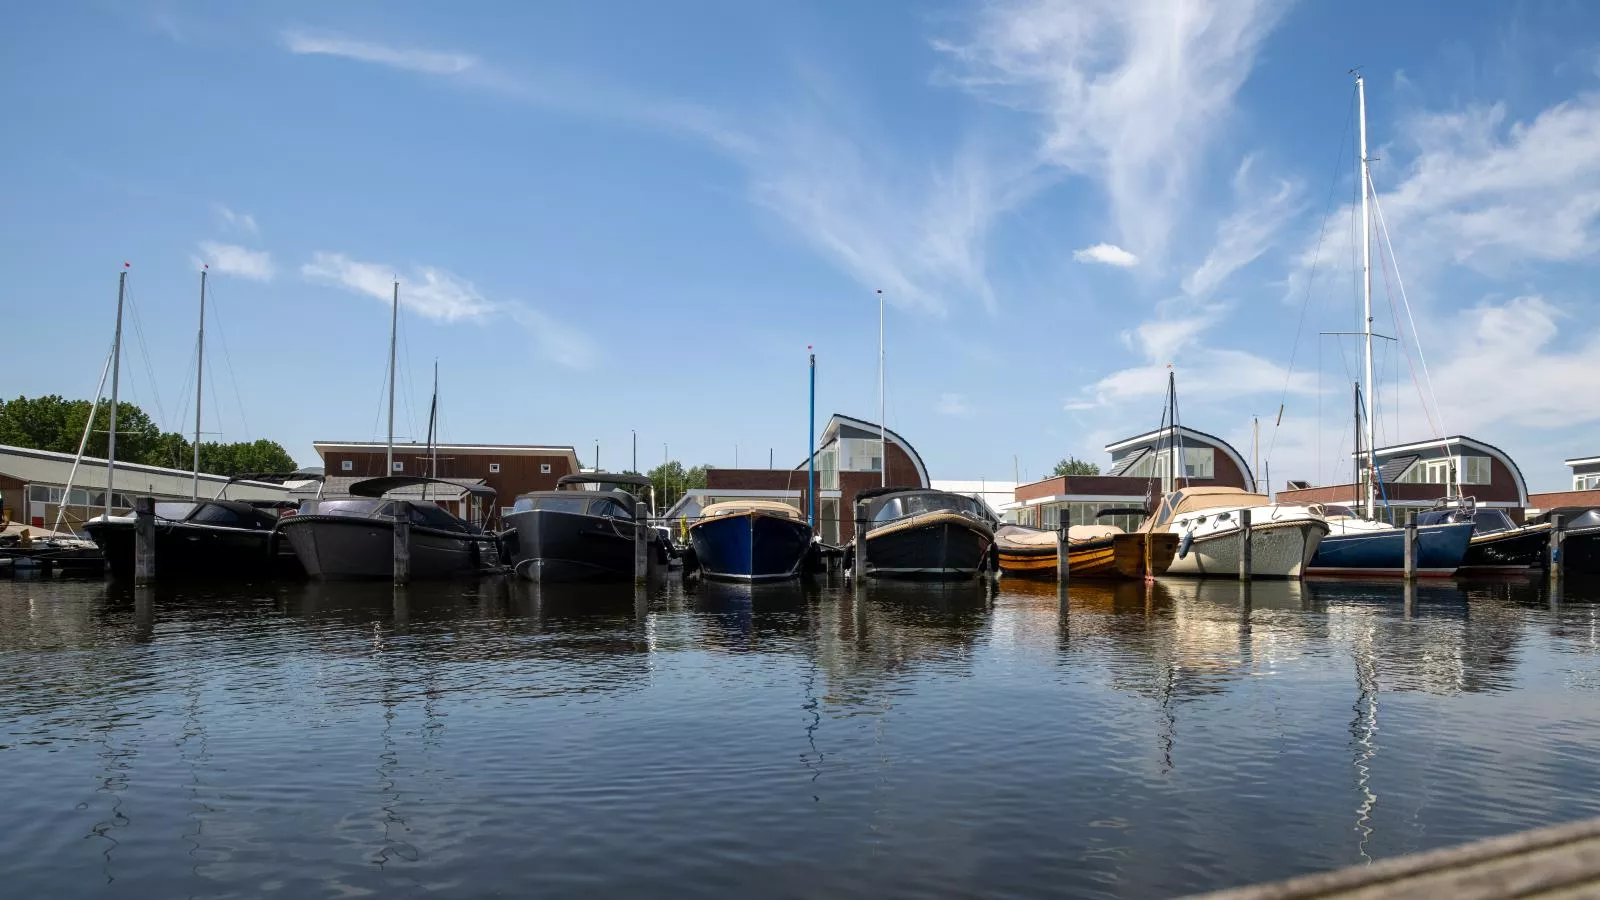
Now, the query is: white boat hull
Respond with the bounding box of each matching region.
[1165,521,1324,579]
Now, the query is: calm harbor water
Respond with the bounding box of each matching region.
[3,574,1600,898]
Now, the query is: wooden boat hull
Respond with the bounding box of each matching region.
[278,516,491,580]
[997,531,1179,580]
[1306,521,1473,577]
[863,513,992,580]
[689,512,813,582]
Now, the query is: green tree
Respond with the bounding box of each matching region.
[1052,456,1101,477]
[647,460,711,511]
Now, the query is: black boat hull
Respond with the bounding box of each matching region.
[86,520,291,581]
[1559,528,1600,576]
[1459,526,1551,573]
[863,515,993,580]
[502,508,644,582]
[278,516,490,580]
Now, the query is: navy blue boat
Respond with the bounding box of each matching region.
[1306,506,1475,577]
[689,501,814,581]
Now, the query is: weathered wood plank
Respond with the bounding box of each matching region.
[1189,817,1600,899]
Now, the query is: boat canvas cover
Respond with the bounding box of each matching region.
[1169,488,1272,516]
[998,525,1120,548]
[699,500,802,520]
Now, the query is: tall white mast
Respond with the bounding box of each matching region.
[877,288,886,488]
[1357,72,1377,519]
[106,266,127,519]
[192,266,207,499]
[387,279,398,476]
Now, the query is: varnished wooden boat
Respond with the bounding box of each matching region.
[995,524,1177,580]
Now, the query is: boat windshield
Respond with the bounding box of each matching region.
[305,499,393,518]
[874,493,986,522]
[511,495,635,519]
[513,496,591,514]
[1470,509,1515,533]
[155,502,197,521]
[1324,505,1359,518]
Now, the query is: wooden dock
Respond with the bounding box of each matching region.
[1190,817,1600,899]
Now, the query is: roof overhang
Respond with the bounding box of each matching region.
[1101,426,1252,488]
[1566,456,1600,467]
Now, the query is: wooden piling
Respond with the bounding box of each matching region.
[392,504,410,585]
[634,501,649,584]
[133,496,156,585]
[1404,509,1417,580]
[1550,513,1565,584]
[1238,507,1252,581]
[853,502,869,581]
[1056,508,1071,586]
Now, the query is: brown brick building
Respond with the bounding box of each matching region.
[666,413,930,544]
[312,441,581,513]
[1275,435,1529,523]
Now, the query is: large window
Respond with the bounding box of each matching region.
[1460,456,1492,485]
[1576,474,1600,490]
[838,437,884,474]
[1183,448,1214,479]
[1394,456,1489,486]
[1036,501,1144,534]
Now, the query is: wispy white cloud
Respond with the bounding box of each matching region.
[300,251,594,368]
[1073,242,1139,268]
[936,392,973,416]
[280,29,477,76]
[196,241,275,281]
[1183,157,1300,299]
[213,203,258,235]
[936,0,1288,264]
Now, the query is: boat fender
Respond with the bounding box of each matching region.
[1178,529,1194,560]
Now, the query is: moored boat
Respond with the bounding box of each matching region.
[689,500,813,581]
[1420,501,1550,574]
[87,498,297,580]
[855,488,995,580]
[1534,508,1600,576]
[1144,487,1328,579]
[995,523,1177,579]
[277,476,499,580]
[1306,507,1475,577]
[501,473,664,582]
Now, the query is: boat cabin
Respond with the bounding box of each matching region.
[858,488,995,528]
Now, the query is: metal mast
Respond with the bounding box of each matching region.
[877,289,886,487]
[387,280,398,475]
[106,265,127,519]
[808,346,816,529]
[192,266,208,499]
[1357,72,1377,518]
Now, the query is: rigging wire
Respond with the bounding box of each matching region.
[1372,199,1442,438]
[1264,83,1358,465]
[203,280,253,441]
[121,279,171,432]
[1371,183,1445,438]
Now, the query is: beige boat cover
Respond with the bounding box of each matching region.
[700,500,803,520]
[998,524,1121,547]
[1170,488,1272,515]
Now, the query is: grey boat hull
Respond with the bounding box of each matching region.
[279,516,492,580]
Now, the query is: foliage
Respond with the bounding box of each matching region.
[647,460,710,510]
[0,395,298,476]
[1052,456,1101,477]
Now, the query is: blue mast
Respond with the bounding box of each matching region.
[808,346,816,529]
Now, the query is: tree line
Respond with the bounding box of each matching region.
[0,395,298,476]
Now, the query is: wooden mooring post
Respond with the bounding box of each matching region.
[634,501,649,584]
[1403,509,1418,579]
[1550,513,1566,584]
[1056,508,1071,587]
[1187,815,1600,899]
[133,496,156,585]
[392,504,410,585]
[852,502,869,583]
[1237,507,1252,582]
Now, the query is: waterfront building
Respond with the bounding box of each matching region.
[311,441,581,517]
[1526,454,1600,515]
[1010,425,1254,533]
[1275,435,1530,523]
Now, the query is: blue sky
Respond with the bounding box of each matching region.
[4,1,1599,491]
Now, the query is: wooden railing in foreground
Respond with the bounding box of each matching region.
[1188,817,1600,899]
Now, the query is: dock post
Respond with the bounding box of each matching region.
[853,502,868,582]
[1550,513,1565,584]
[1056,508,1071,588]
[1404,510,1418,580]
[392,505,410,585]
[133,496,156,585]
[1238,507,1252,581]
[634,501,649,584]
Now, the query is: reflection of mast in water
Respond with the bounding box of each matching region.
[1349,618,1380,863]
[372,606,420,869]
[178,680,213,881]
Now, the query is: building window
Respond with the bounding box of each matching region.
[540,463,552,474]
[1578,474,1600,490]
[392,461,404,472]
[341,460,353,472]
[1460,456,1491,485]
[489,463,501,474]
[1184,447,1214,479]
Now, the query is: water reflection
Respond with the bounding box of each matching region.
[3,576,1600,898]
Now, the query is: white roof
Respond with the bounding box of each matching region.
[0,445,292,501]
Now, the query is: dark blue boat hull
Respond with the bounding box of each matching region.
[1307,521,1475,576]
[690,513,813,581]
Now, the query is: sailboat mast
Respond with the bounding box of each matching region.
[424,361,438,503]
[192,266,207,499]
[106,266,127,519]
[1357,72,1377,519]
[387,280,398,476]
[877,288,886,488]
[808,346,816,529]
